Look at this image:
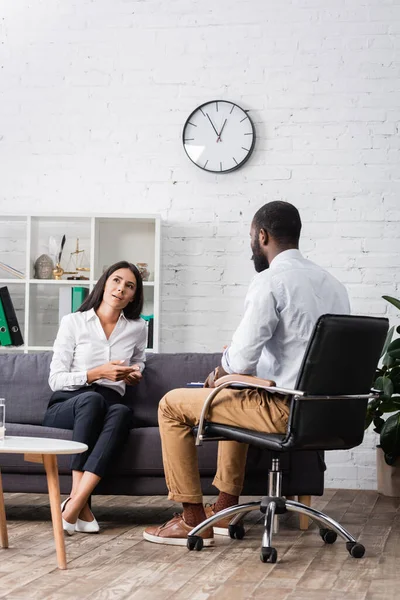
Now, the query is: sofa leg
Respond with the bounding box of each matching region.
[298,495,311,530]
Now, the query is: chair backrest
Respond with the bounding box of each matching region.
[284,314,389,451]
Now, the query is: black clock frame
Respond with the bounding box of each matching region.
[182,100,256,174]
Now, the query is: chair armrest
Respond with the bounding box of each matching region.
[195,374,305,446]
[215,374,305,396]
[215,374,276,387]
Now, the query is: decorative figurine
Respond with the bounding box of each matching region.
[136,263,150,281]
[65,239,90,280]
[52,235,66,280]
[34,254,54,279]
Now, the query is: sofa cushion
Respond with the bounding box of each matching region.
[0,353,53,425]
[0,423,219,477]
[126,352,222,426]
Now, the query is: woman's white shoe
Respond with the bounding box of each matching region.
[75,510,100,533]
[61,497,76,536]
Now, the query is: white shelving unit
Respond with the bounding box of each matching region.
[0,214,161,353]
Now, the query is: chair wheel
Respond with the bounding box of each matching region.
[229,523,245,540]
[319,528,337,544]
[346,542,365,558]
[187,535,204,551]
[260,547,277,563]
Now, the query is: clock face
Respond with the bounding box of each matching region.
[182,100,255,173]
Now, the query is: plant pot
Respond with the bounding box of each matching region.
[376,447,400,497]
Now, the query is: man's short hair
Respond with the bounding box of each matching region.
[253,201,302,246]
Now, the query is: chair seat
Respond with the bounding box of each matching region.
[201,423,286,451]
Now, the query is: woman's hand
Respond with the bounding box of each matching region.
[87,361,138,384]
[123,364,143,386]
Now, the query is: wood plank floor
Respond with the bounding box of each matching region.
[0,490,399,599]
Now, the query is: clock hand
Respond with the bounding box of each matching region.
[206,113,219,137]
[217,118,227,142]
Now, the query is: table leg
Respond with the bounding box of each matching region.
[0,469,8,548]
[43,454,67,570]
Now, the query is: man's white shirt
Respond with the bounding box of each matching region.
[49,308,147,396]
[222,249,350,388]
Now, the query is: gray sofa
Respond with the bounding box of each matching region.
[0,352,324,498]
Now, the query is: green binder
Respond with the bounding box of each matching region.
[0,297,12,345]
[71,287,89,312]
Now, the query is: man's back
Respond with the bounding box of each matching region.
[222,249,350,388]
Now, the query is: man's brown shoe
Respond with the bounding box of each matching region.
[143,513,214,547]
[205,504,241,536]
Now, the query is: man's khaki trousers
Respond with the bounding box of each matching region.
[158,386,290,504]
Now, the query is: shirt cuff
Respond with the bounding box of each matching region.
[221,349,233,374]
[71,371,88,387]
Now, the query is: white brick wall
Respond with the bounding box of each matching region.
[1,0,399,490]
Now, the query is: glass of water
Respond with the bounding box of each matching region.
[0,399,5,441]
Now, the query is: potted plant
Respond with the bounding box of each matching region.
[365,296,400,496]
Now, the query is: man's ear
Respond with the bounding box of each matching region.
[259,228,268,247]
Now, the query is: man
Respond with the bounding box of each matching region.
[143,201,350,546]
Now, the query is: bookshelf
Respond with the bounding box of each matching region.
[0,214,161,353]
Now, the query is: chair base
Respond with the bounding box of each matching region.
[188,457,365,563]
[187,498,366,562]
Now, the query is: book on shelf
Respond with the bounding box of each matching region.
[0,287,24,346]
[72,287,89,312]
[0,261,24,279]
[59,286,89,323]
[141,314,154,349]
[0,297,12,345]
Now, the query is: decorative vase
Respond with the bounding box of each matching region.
[376,447,400,497]
[52,263,64,280]
[136,263,150,281]
[34,254,54,279]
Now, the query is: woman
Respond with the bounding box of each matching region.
[43,261,147,534]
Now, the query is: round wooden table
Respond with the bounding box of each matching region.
[0,436,87,569]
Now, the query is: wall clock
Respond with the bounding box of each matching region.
[182,100,255,173]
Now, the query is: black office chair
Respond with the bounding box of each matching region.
[187,314,389,563]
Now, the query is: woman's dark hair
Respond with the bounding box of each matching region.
[253,201,302,246]
[78,261,144,320]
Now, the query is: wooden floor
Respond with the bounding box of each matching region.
[0,489,399,599]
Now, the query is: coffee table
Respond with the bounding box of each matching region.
[0,436,88,570]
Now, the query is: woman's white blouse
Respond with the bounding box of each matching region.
[49,308,147,396]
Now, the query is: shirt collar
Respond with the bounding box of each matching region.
[85,308,97,321]
[270,248,302,269]
[85,307,127,322]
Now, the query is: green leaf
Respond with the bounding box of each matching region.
[374,416,385,433]
[383,296,400,311]
[379,397,399,413]
[381,326,394,358]
[389,367,400,392]
[383,377,394,398]
[383,353,396,368]
[374,376,384,391]
[380,412,400,460]
[397,325,400,335]
[388,339,400,360]
[365,413,373,430]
